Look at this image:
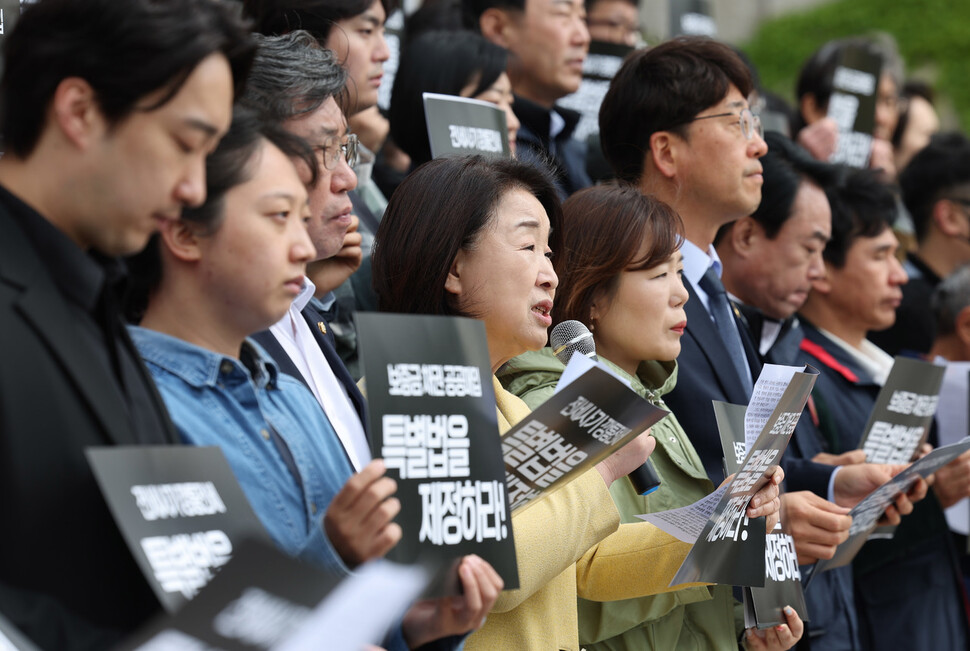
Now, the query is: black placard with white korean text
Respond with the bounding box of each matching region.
[556,40,634,144]
[858,356,944,464]
[502,365,668,512]
[86,446,270,613]
[827,45,882,168]
[356,312,518,593]
[671,368,818,587]
[811,437,970,575]
[423,93,511,161]
[716,402,809,629]
[668,0,716,38]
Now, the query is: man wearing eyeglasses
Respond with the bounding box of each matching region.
[239,33,502,651]
[599,36,768,486]
[597,38,927,651]
[869,132,970,357]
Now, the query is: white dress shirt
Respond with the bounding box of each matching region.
[269,278,371,471]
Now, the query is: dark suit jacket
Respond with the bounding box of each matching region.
[665,279,763,485]
[797,320,968,651]
[0,206,177,649]
[251,301,369,440]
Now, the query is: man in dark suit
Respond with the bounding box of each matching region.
[0,1,252,648]
[241,32,373,472]
[598,39,926,650]
[797,168,968,651]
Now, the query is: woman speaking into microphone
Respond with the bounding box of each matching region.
[499,184,801,651]
[371,157,783,651]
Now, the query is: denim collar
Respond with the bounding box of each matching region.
[128,326,280,390]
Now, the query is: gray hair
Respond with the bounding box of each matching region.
[242,30,348,123]
[932,263,970,336]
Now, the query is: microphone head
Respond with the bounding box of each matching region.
[550,320,596,366]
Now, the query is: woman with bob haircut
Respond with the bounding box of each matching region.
[371,157,784,651]
[498,183,803,651]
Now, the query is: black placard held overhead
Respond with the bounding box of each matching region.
[422,93,511,160]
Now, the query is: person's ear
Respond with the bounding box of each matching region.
[157,219,204,263]
[800,93,826,124]
[479,8,514,48]
[810,262,834,295]
[51,77,104,150]
[648,131,679,180]
[731,217,760,257]
[932,199,968,238]
[444,250,465,297]
[955,306,970,351]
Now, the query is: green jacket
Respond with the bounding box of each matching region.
[498,349,741,651]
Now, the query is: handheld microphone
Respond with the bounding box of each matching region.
[550,320,662,496]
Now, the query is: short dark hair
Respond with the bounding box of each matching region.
[242,31,349,124]
[461,0,524,31]
[795,35,901,131]
[389,30,508,166]
[599,36,754,184]
[823,167,897,269]
[404,0,465,42]
[554,184,683,329]
[372,155,562,316]
[1,0,255,158]
[124,105,316,322]
[245,0,399,43]
[932,263,970,337]
[743,131,841,240]
[899,131,970,242]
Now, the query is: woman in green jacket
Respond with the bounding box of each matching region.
[498,184,802,651]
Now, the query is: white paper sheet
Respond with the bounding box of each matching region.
[636,484,730,544]
[744,364,803,453]
[275,560,430,651]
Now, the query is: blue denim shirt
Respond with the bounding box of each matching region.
[129,326,353,578]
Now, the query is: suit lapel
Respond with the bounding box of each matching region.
[251,329,313,392]
[301,304,370,437]
[1,215,136,447]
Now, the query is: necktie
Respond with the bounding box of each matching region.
[698,266,753,395]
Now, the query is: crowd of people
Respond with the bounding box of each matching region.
[2,0,970,650]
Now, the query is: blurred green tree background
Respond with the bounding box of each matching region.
[743,0,970,130]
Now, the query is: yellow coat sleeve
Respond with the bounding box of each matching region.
[492,467,620,612]
[576,522,707,602]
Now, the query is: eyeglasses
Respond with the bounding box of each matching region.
[676,108,764,141]
[315,133,359,171]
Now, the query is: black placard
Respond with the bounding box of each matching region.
[827,45,882,168]
[501,365,667,511]
[668,0,716,38]
[556,40,634,143]
[356,312,518,593]
[423,93,511,160]
[86,446,270,613]
[857,356,945,464]
[716,402,809,629]
[670,368,818,587]
[811,437,970,575]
